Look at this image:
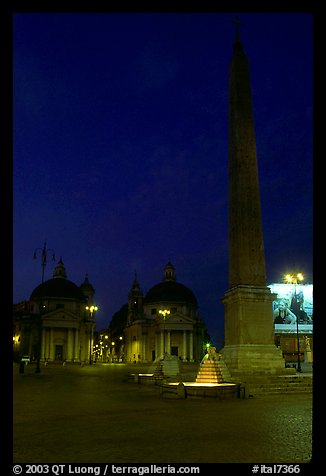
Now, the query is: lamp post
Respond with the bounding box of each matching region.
[85,305,98,364]
[33,241,55,373]
[118,335,123,362]
[104,334,109,362]
[158,309,170,357]
[111,341,116,362]
[285,272,304,372]
[99,333,104,362]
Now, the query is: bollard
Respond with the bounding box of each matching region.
[177,382,187,399]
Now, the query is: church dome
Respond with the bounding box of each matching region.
[30,258,86,302]
[30,278,86,302]
[144,281,197,306]
[144,262,197,306]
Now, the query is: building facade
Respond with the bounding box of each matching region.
[123,262,208,363]
[13,258,97,364]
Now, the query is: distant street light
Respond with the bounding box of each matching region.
[158,309,170,357]
[85,305,98,364]
[104,334,109,362]
[284,272,304,372]
[33,241,55,373]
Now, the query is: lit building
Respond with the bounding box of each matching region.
[13,258,97,364]
[123,262,209,363]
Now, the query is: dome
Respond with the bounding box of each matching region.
[144,262,197,306]
[30,257,87,302]
[144,281,197,306]
[30,278,87,302]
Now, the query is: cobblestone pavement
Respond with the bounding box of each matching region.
[13,363,313,464]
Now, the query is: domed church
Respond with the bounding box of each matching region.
[14,258,97,364]
[123,262,208,363]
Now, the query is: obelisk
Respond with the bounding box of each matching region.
[221,20,285,376]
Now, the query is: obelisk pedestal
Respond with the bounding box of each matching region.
[221,286,285,377]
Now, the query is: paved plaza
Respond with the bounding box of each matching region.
[13,362,313,464]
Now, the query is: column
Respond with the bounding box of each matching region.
[50,328,54,361]
[189,332,194,361]
[183,331,187,361]
[167,331,171,354]
[47,329,51,360]
[67,328,73,361]
[155,333,158,361]
[142,334,147,362]
[74,328,80,361]
[41,328,46,361]
[160,331,164,356]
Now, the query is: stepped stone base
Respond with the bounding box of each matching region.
[149,353,180,381]
[243,374,313,397]
[221,344,292,380]
[196,348,232,384]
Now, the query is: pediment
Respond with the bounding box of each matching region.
[42,309,79,323]
[159,312,195,325]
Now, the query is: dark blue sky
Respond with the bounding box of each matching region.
[13,12,313,343]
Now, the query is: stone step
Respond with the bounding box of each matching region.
[196,361,232,384]
[152,357,181,379]
[196,369,224,383]
[250,383,312,390]
[199,366,224,371]
[196,372,221,375]
[245,380,312,388]
[196,369,221,374]
[196,376,222,382]
[197,368,222,373]
[196,378,221,383]
[249,388,312,396]
[197,370,221,374]
[245,377,312,396]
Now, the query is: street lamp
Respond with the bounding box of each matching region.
[118,336,123,362]
[33,241,55,373]
[104,335,108,362]
[158,309,170,357]
[85,305,98,364]
[284,272,304,372]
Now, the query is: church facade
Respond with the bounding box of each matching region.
[13,258,97,364]
[123,262,208,363]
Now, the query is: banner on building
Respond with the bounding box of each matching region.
[268,283,313,335]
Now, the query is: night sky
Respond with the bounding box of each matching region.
[13,12,313,344]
